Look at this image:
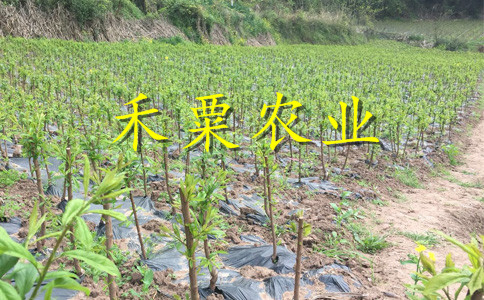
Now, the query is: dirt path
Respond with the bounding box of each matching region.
[368,109,484,297]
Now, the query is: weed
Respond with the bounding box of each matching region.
[371,198,387,206]
[330,201,363,225]
[400,231,440,247]
[394,167,422,188]
[393,191,408,203]
[442,144,460,166]
[354,233,389,254]
[314,231,356,260]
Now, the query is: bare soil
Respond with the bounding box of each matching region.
[366,109,484,296]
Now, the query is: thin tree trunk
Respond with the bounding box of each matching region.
[66,148,82,274]
[102,203,117,300]
[319,125,327,180]
[128,181,147,260]
[179,188,199,300]
[342,145,350,171]
[288,138,293,173]
[294,217,304,300]
[163,146,176,215]
[33,157,45,250]
[220,155,228,201]
[298,142,302,183]
[139,144,148,197]
[262,159,269,216]
[264,156,277,263]
[204,239,218,291]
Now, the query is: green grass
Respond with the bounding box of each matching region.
[444,174,483,189]
[400,231,440,247]
[394,167,422,188]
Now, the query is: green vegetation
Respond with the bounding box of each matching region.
[404,232,484,300]
[354,232,389,254]
[394,167,422,188]
[442,144,460,166]
[0,169,26,188]
[0,33,482,297]
[374,19,483,51]
[400,231,440,247]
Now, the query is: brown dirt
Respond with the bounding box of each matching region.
[366,108,484,296]
[246,33,277,46]
[239,265,277,279]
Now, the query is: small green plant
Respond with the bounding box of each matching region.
[401,231,440,247]
[0,169,26,187]
[394,167,422,188]
[442,144,460,166]
[0,197,22,219]
[315,231,360,260]
[354,232,389,254]
[330,201,363,225]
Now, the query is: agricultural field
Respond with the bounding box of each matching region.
[373,19,484,50]
[0,37,483,300]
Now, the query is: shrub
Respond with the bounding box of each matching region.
[434,37,469,51]
[442,144,460,165]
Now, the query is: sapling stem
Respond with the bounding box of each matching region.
[288,138,293,173]
[342,144,350,171]
[29,222,71,300]
[264,156,277,263]
[202,209,218,291]
[262,158,269,216]
[102,202,117,300]
[179,187,199,300]
[220,154,228,201]
[33,157,45,249]
[294,217,304,300]
[66,147,82,275]
[127,181,147,260]
[163,145,176,215]
[319,125,327,180]
[298,141,302,183]
[138,131,148,196]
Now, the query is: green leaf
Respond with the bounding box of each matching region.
[99,188,132,200]
[0,227,37,267]
[74,217,92,250]
[445,253,455,268]
[44,277,90,300]
[142,269,154,292]
[468,266,484,296]
[435,231,480,261]
[0,280,21,300]
[0,254,19,278]
[420,252,436,276]
[33,231,61,244]
[9,262,37,299]
[27,200,39,241]
[62,199,89,226]
[44,271,79,281]
[87,210,127,222]
[62,250,121,277]
[423,272,470,296]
